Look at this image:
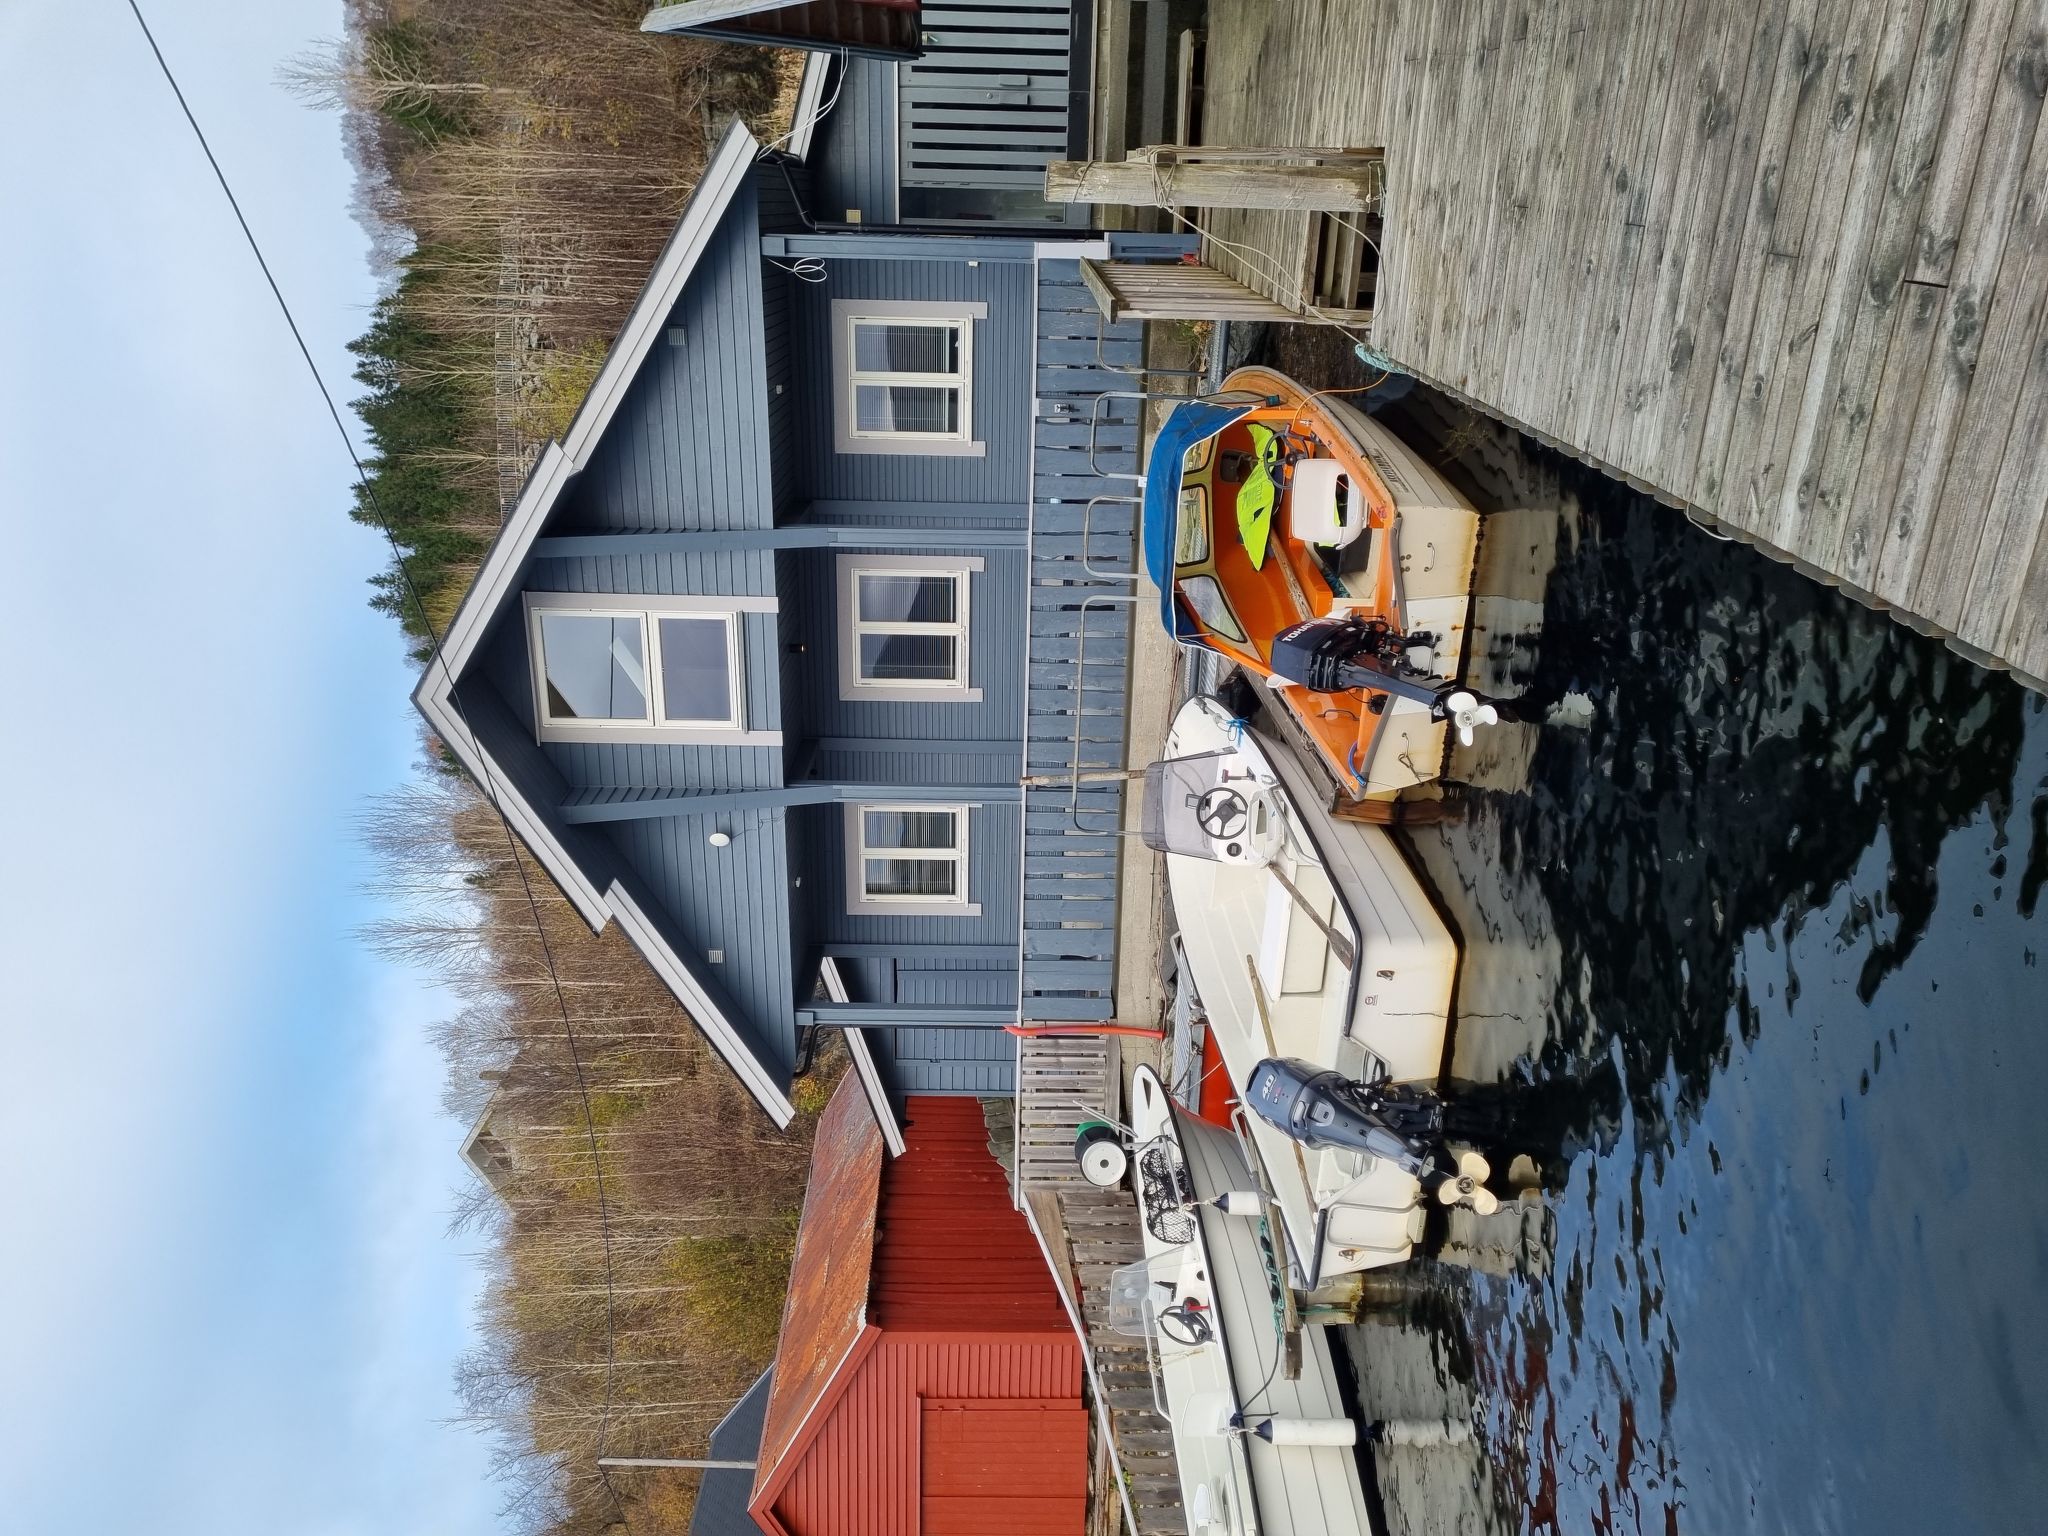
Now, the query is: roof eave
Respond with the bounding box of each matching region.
[405,120,799,1126]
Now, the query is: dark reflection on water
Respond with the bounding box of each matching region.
[1331,395,2048,1536]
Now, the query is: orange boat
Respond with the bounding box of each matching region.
[1140,366,1490,799]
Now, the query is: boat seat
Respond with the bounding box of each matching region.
[1290,458,1366,549]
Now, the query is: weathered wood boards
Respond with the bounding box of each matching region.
[1196,0,2048,688]
[1078,258,1305,322]
[1048,146,1386,212]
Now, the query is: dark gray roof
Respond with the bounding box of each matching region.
[689,1369,773,1536]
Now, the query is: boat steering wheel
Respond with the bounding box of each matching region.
[1195,786,1251,841]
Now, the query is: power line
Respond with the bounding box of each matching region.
[119,2,633,1520]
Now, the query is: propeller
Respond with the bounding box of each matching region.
[1444,690,1501,746]
[1433,1150,1499,1214]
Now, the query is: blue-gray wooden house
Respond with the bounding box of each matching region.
[415,119,1154,1126]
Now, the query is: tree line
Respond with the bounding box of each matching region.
[315,5,814,1532]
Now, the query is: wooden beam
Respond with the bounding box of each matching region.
[560,781,1022,824]
[533,522,1024,559]
[799,1003,1015,1028]
[1047,155,1383,212]
[815,736,1022,758]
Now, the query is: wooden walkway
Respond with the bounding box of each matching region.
[1044,1186,1187,1536]
[1016,1032,1119,1191]
[1198,0,2048,687]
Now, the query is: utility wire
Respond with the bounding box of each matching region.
[120,2,632,1520]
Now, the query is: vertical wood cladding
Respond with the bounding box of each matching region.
[764,1098,1084,1536]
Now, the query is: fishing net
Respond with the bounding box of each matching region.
[1139,1142,1197,1246]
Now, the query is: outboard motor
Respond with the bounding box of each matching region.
[1267,616,1501,744]
[1245,1057,1497,1212]
[1245,1057,1443,1175]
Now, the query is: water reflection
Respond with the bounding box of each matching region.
[1325,399,2048,1536]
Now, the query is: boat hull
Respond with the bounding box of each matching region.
[1175,366,1481,797]
[1129,1067,1374,1536]
[1163,696,1457,1283]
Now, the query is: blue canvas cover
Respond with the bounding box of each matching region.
[1141,399,1255,642]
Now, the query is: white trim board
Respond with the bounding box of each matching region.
[786,50,833,163]
[820,958,907,1158]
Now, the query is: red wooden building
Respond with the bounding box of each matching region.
[746,1077,1089,1536]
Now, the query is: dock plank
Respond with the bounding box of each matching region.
[1188,0,2048,684]
[1876,5,2048,609]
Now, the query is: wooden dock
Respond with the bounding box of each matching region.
[1031,1185,1187,1536]
[1193,0,2048,687]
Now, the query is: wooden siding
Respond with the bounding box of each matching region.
[1021,261,1144,1021]
[899,2,1078,194]
[920,1400,1089,1536]
[558,174,773,532]
[793,258,1035,501]
[794,800,1024,948]
[768,1335,1084,1536]
[603,805,799,1071]
[777,544,1028,742]
[1199,0,2048,688]
[874,1024,1018,1095]
[873,1095,1072,1329]
[810,54,901,223]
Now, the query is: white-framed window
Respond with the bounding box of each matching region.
[830,298,987,457]
[845,803,980,916]
[836,554,982,702]
[524,593,780,746]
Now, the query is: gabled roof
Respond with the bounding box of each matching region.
[749,1076,883,1529]
[411,119,797,1127]
[690,1369,774,1536]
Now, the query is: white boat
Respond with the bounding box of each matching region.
[1145,694,1471,1287]
[1127,1065,1374,1536]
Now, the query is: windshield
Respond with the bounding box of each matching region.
[1175,484,1210,564]
[1142,751,1266,861]
[1178,574,1246,644]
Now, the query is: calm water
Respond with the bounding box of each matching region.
[1337,399,2048,1536]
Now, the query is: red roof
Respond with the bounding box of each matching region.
[749,1087,1087,1536]
[750,1077,883,1505]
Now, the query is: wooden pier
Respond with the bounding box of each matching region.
[1016,1036,1186,1534]
[1186,0,2048,687]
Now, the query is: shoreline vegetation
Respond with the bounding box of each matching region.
[315,4,816,1531]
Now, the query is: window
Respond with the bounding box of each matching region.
[525,593,779,745]
[831,299,987,456]
[837,554,982,702]
[846,804,979,916]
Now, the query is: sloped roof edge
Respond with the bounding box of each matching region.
[749,1077,884,1520]
[410,120,795,1125]
[644,0,820,32]
[412,119,759,696]
[818,959,905,1156]
[607,882,797,1125]
[786,48,833,163]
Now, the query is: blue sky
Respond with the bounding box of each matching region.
[0,4,499,1531]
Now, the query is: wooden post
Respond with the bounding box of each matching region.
[1047,154,1383,212]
